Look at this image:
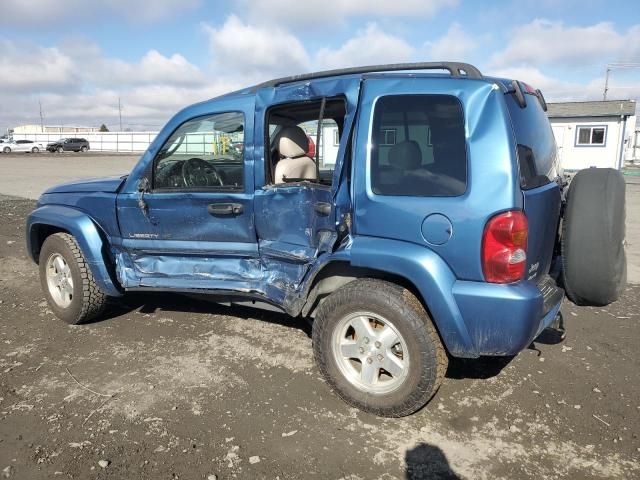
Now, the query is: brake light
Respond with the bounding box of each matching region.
[482,211,528,283]
[521,82,537,94]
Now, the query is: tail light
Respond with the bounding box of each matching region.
[482,211,528,283]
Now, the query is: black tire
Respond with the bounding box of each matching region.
[31,147,39,153]
[57,146,63,153]
[80,146,88,152]
[562,168,626,306]
[3,147,10,153]
[39,233,108,324]
[313,279,447,417]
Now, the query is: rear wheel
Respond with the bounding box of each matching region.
[57,146,63,153]
[31,147,39,153]
[80,146,88,152]
[39,233,108,324]
[313,279,447,417]
[562,168,626,306]
[3,147,10,153]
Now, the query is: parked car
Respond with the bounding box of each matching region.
[46,138,90,153]
[26,62,626,417]
[2,139,44,153]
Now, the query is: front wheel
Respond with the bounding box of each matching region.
[3,147,10,153]
[39,233,108,324]
[313,279,447,417]
[31,147,39,153]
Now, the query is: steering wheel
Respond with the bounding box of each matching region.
[181,157,224,187]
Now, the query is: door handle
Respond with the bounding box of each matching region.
[207,203,243,216]
[314,202,332,216]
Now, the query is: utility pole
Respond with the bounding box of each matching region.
[603,63,640,100]
[39,100,44,133]
[603,67,611,101]
[118,97,123,131]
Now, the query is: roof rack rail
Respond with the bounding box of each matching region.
[254,62,483,89]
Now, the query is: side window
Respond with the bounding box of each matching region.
[266,97,346,186]
[154,112,244,191]
[576,125,606,146]
[370,95,467,197]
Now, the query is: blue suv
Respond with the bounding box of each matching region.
[26,63,626,416]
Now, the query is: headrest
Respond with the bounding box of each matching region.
[389,140,422,170]
[277,126,309,159]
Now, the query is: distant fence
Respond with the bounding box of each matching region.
[12,132,159,152]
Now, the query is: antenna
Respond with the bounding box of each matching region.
[603,63,640,100]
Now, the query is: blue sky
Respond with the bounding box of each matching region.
[1,0,639,132]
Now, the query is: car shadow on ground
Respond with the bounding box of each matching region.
[445,355,514,380]
[95,292,312,337]
[405,443,461,479]
[97,293,521,379]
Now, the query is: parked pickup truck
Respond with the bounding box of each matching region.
[26,62,626,417]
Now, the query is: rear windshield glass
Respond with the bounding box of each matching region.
[370,95,467,197]
[505,93,558,189]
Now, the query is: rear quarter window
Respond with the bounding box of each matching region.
[370,95,467,197]
[505,93,559,189]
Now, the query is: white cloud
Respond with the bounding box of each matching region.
[237,0,457,25]
[491,20,640,68]
[87,50,206,88]
[0,40,206,93]
[0,39,218,131]
[0,40,79,93]
[487,65,640,102]
[0,82,236,133]
[424,23,479,60]
[0,0,202,25]
[202,15,310,80]
[315,24,414,70]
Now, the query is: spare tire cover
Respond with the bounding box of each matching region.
[562,168,626,306]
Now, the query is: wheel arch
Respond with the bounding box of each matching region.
[301,237,478,358]
[27,205,122,297]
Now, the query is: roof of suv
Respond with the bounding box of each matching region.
[216,62,489,101]
[253,62,483,89]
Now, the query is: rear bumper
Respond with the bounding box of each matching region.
[452,276,563,356]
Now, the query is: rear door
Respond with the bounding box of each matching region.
[505,86,562,282]
[251,79,361,291]
[16,140,31,152]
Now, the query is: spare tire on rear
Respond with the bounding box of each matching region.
[562,168,626,306]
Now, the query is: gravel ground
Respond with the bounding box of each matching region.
[0,156,638,479]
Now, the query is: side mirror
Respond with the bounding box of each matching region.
[137,177,150,193]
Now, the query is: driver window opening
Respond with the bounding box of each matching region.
[153,112,244,191]
[266,98,346,186]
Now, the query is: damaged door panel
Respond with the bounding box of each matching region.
[249,78,362,296]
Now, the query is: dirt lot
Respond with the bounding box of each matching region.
[0,152,139,200]
[0,155,639,479]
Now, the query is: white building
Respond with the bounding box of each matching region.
[547,100,636,171]
[12,124,100,134]
[321,124,340,168]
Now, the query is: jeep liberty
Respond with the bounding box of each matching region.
[26,62,626,416]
